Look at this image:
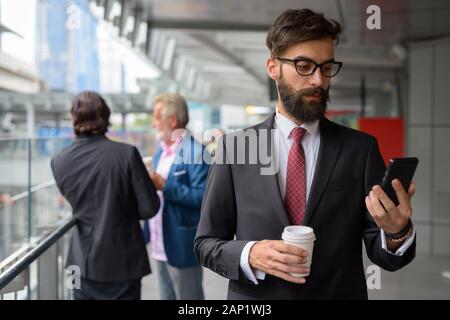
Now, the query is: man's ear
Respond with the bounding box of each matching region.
[168,114,178,129]
[267,58,280,81]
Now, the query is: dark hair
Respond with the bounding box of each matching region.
[71,91,111,135]
[266,9,341,58]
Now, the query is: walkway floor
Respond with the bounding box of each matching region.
[142,254,450,300]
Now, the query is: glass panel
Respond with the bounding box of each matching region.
[30,137,73,238]
[0,138,31,261]
[108,129,157,156]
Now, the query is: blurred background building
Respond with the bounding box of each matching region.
[0,0,449,299]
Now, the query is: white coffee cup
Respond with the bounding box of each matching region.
[282,226,316,277]
[143,156,153,172]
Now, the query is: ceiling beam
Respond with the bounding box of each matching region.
[130,7,142,46]
[103,0,114,20]
[148,20,269,32]
[189,33,266,86]
[118,0,131,37]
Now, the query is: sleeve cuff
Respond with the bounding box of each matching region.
[239,241,266,284]
[381,224,416,256]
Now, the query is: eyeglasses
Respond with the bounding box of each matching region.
[275,57,343,78]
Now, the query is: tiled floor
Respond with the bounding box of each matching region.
[142,254,450,300]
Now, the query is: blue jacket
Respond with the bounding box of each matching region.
[143,135,210,268]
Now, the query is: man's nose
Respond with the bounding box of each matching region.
[309,67,325,87]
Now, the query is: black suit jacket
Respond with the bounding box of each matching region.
[51,134,160,282]
[194,114,416,299]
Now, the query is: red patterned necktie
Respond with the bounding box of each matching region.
[285,127,307,225]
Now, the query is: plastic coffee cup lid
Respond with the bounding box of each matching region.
[282,226,316,242]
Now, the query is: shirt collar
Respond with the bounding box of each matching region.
[160,131,187,157]
[275,107,319,140]
[74,133,106,143]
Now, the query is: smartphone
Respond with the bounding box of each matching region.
[380,157,419,206]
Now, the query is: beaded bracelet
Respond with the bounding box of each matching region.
[385,219,412,240]
[387,227,413,243]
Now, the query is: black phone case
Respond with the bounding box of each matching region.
[380,157,419,206]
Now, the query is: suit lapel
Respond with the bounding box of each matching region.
[303,117,343,225]
[256,113,291,227]
[264,168,291,227]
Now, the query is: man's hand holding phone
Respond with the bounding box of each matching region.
[365,179,416,235]
[365,157,418,251]
[365,157,418,236]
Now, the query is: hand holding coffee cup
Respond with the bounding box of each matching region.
[282,226,315,277]
[249,239,310,284]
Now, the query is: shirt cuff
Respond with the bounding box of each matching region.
[240,241,266,284]
[381,224,416,256]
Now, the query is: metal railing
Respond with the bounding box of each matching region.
[0,217,76,291]
[0,162,73,299]
[0,244,32,300]
[10,180,56,203]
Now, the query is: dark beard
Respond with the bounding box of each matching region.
[277,79,329,123]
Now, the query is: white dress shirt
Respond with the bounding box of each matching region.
[239,108,416,284]
[149,141,179,261]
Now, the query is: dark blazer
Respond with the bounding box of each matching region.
[194,113,416,300]
[143,135,210,268]
[51,134,160,282]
